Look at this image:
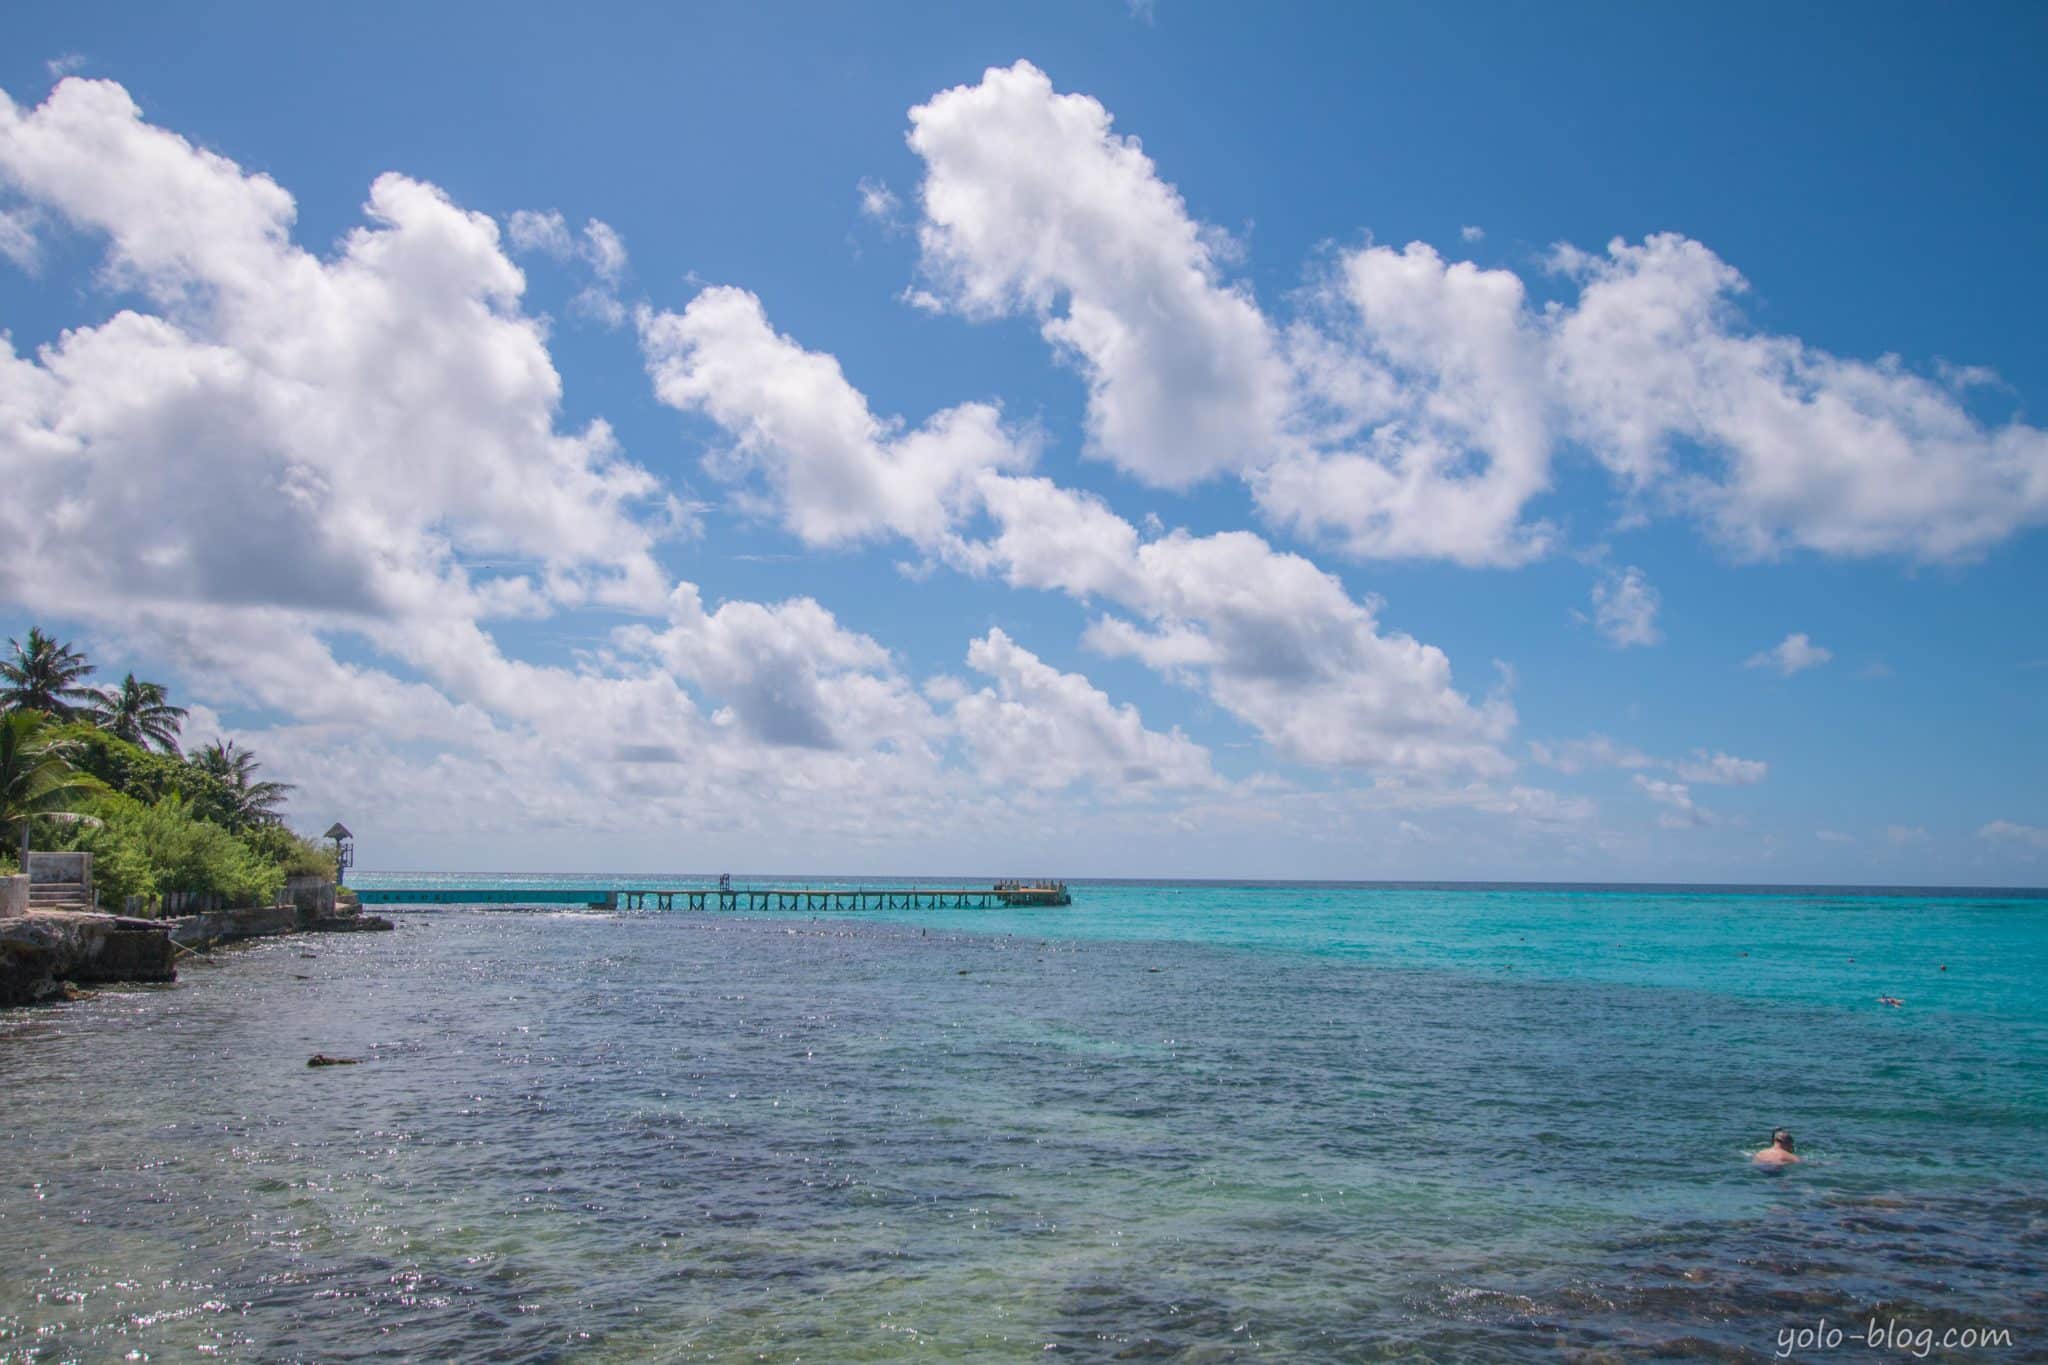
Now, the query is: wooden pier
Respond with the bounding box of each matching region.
[354,881,1072,910]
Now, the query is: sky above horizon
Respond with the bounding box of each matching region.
[2,3,2045,882]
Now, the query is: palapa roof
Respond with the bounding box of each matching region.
[323,822,353,840]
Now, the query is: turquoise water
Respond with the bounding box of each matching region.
[3,879,2044,1360]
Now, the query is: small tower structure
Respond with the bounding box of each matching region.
[323,822,355,886]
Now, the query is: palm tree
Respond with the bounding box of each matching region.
[1,627,99,720]
[91,673,189,755]
[0,710,100,860]
[192,738,294,827]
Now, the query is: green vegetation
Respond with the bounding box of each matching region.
[1,627,101,720]
[192,739,294,827]
[90,673,189,755]
[2,625,335,913]
[1,710,101,863]
[241,823,338,881]
[57,794,286,908]
[60,724,244,829]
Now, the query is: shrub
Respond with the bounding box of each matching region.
[240,823,337,880]
[0,852,17,876]
[68,819,158,907]
[49,793,284,909]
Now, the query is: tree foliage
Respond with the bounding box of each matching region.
[192,739,294,827]
[240,823,339,880]
[59,725,243,830]
[0,710,102,858]
[90,673,188,755]
[0,627,100,720]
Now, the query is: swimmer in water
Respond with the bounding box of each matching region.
[1753,1128,1801,1167]
[1879,995,1904,1007]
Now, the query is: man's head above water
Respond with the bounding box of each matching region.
[1754,1128,1801,1166]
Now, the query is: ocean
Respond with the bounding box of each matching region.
[3,878,2043,1360]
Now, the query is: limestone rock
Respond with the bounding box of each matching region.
[0,911,177,1007]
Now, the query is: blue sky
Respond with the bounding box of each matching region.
[1,2,2044,882]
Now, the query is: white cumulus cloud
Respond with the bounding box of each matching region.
[1979,821,2048,851]
[0,77,670,627]
[1531,736,1766,789]
[1633,774,1714,829]
[856,177,901,226]
[888,65,2048,568]
[949,629,1215,791]
[1589,565,1660,647]
[1674,750,1767,785]
[1257,242,1556,565]
[642,285,1518,781]
[638,285,1034,546]
[1552,235,2048,561]
[0,206,38,270]
[505,208,629,325]
[906,61,1291,487]
[0,74,1228,866]
[1746,632,1832,675]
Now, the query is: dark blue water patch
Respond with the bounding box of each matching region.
[2,911,2042,1361]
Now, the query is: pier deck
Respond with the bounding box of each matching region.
[353,882,1072,910]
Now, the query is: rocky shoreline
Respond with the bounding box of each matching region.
[0,902,393,1007]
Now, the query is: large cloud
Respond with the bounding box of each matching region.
[898,63,2048,567]
[638,285,1031,546]
[906,60,1291,486]
[1552,234,2048,560]
[0,76,1221,861]
[618,584,928,754]
[1274,232,2048,564]
[643,287,1517,779]
[946,628,1215,791]
[0,78,671,623]
[1076,525,1514,774]
[1256,242,1557,566]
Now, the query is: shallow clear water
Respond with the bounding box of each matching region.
[3,881,2044,1361]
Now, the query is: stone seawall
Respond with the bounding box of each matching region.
[166,903,395,948]
[0,911,178,1006]
[167,904,301,948]
[2,898,393,1007]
